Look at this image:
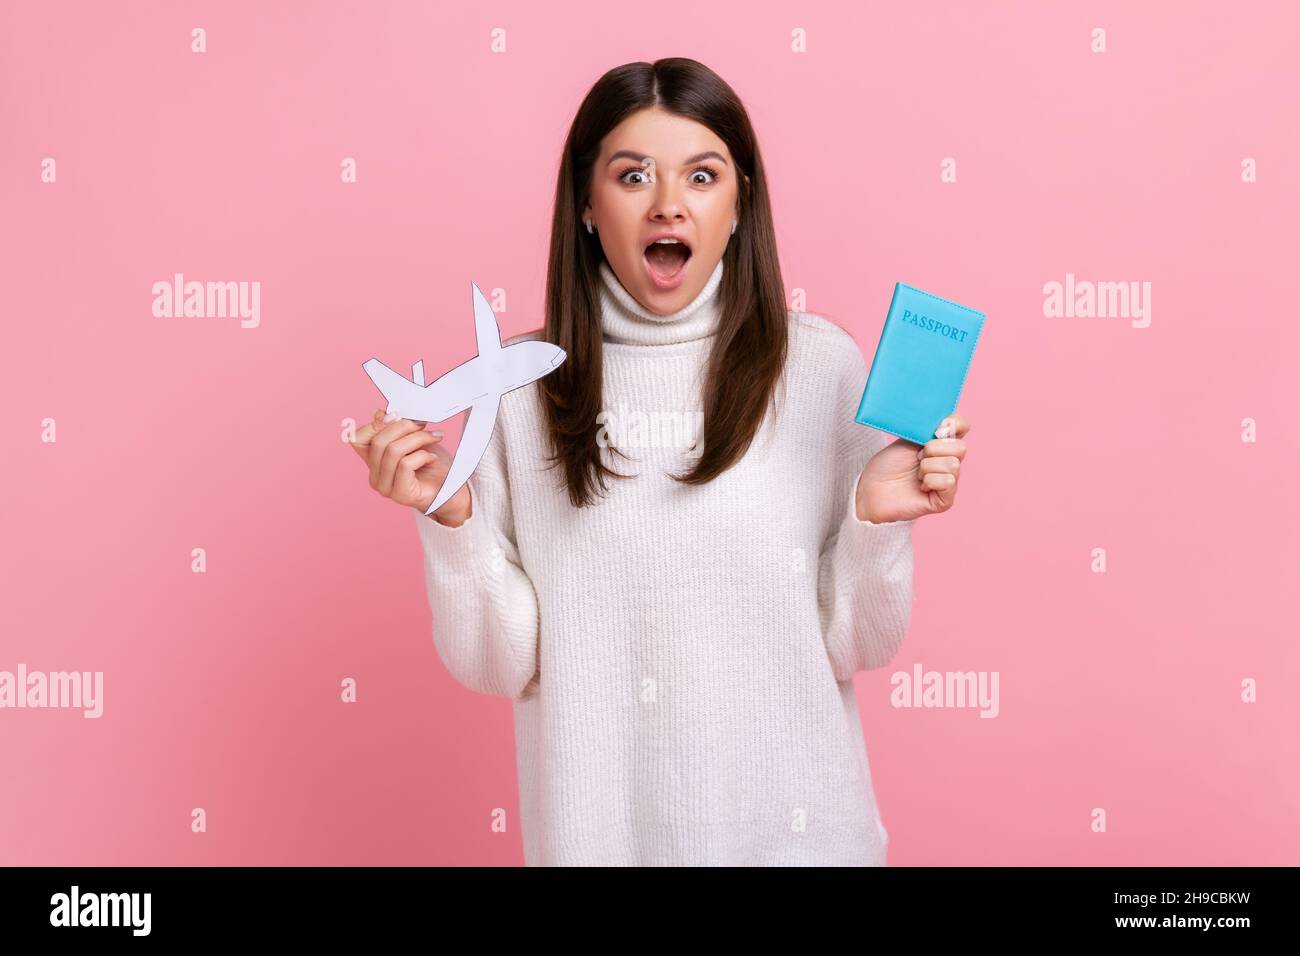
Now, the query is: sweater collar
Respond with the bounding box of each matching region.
[598,258,725,347]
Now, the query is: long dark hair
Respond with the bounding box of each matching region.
[539,57,789,508]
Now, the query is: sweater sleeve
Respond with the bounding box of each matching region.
[817,337,917,681]
[412,418,541,701]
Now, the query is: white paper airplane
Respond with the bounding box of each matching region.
[362,281,566,516]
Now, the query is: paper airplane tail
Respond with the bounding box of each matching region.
[362,358,424,414]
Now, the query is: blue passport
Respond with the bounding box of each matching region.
[854,283,985,445]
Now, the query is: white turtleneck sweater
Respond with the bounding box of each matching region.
[413,257,916,866]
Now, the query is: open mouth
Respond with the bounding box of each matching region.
[644,238,692,282]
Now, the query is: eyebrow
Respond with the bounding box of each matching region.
[606,149,729,167]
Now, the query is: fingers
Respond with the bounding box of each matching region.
[921,473,957,496]
[918,459,959,491]
[918,450,959,472]
[919,412,967,503]
[397,448,439,507]
[934,412,970,439]
[917,435,966,462]
[398,448,437,476]
[372,425,440,496]
[366,416,421,485]
[375,429,443,498]
[349,408,388,461]
[352,409,436,448]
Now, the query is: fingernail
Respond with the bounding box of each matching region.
[432,430,444,437]
[382,412,398,423]
[936,425,950,438]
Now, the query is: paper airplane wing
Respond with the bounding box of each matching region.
[471,282,501,356]
[425,390,501,516]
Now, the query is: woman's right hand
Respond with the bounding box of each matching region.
[349,409,473,526]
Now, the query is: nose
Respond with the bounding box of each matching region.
[649,178,686,222]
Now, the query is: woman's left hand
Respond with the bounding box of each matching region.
[855,412,970,524]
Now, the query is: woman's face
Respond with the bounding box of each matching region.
[584,107,746,315]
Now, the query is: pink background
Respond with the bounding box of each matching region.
[2,0,1297,866]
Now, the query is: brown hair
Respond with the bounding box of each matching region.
[538,57,789,508]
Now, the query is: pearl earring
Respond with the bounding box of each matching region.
[585,219,594,234]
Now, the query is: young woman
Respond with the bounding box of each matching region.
[351,58,970,866]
